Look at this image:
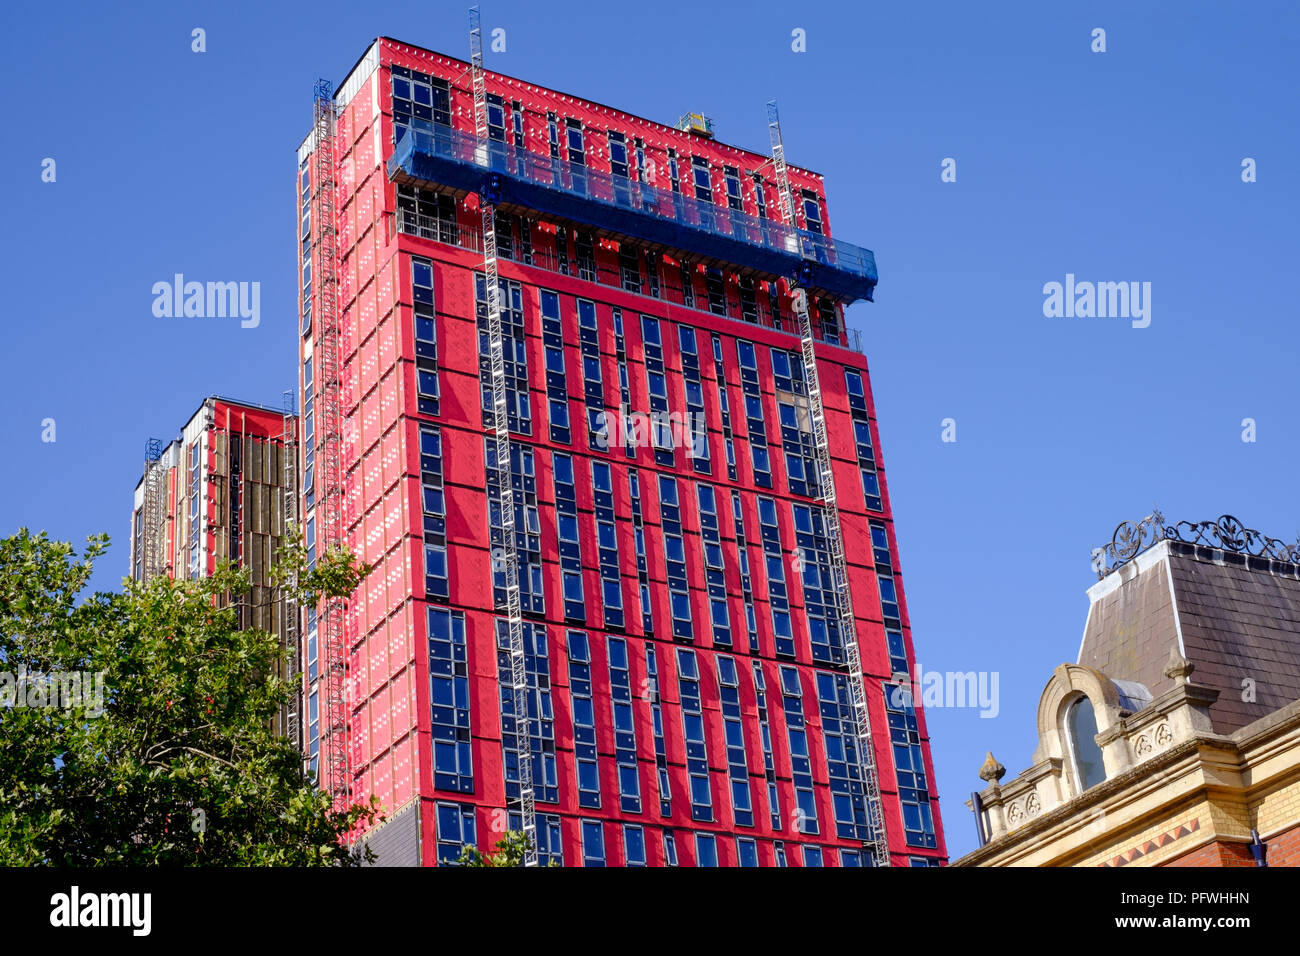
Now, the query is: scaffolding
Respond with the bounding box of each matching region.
[281,389,302,749]
[312,78,350,808]
[470,4,537,867]
[674,112,715,138]
[141,438,167,580]
[768,101,891,868]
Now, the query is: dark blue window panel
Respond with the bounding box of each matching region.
[660,475,692,641]
[697,483,731,647]
[553,452,586,622]
[497,621,558,804]
[758,496,795,658]
[752,661,781,831]
[568,630,601,809]
[475,273,530,435]
[510,810,563,866]
[628,469,653,635]
[623,824,646,866]
[591,460,624,630]
[411,255,440,416]
[612,309,636,459]
[885,681,938,849]
[816,671,874,842]
[435,802,475,866]
[711,335,739,481]
[678,325,710,474]
[641,315,676,467]
[844,368,883,511]
[695,832,718,867]
[429,607,472,793]
[771,347,820,499]
[420,425,449,599]
[736,837,759,867]
[485,438,545,616]
[716,655,753,828]
[663,829,679,866]
[647,645,671,817]
[737,340,772,488]
[582,819,605,867]
[608,636,641,813]
[792,503,846,666]
[677,648,714,823]
[540,290,571,444]
[731,492,760,651]
[781,666,819,836]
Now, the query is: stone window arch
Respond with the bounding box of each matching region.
[1033,663,1130,797]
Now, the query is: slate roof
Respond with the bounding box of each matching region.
[1170,547,1300,732]
[1078,541,1300,733]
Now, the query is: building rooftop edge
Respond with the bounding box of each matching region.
[300,36,825,181]
[141,395,292,472]
[376,36,825,178]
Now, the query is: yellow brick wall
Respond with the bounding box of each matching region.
[1075,806,1209,867]
[1255,775,1300,836]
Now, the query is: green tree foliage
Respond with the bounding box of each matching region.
[0,528,381,865]
[457,829,559,867]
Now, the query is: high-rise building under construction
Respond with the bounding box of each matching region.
[131,395,300,738]
[296,28,945,866]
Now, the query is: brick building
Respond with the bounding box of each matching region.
[957,512,1300,868]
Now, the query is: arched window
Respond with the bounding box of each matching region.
[1066,696,1106,792]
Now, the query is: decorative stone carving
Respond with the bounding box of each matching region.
[1003,793,1043,831]
[979,751,1006,783]
[1132,721,1175,761]
[1164,648,1195,684]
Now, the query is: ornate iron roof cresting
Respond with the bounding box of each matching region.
[1092,511,1300,579]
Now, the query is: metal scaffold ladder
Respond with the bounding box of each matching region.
[312,78,350,808]
[471,4,537,867]
[768,100,891,868]
[281,389,302,748]
[142,438,166,580]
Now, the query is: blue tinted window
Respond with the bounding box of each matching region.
[695,832,718,867]
[582,820,605,867]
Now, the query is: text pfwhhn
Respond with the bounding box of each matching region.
[0,667,106,717]
[152,274,261,328]
[50,886,151,937]
[889,665,1000,718]
[1042,274,1151,329]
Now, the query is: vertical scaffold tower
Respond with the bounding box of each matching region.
[768,99,891,868]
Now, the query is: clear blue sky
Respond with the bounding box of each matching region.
[2,1,1296,859]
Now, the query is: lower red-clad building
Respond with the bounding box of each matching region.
[297,35,946,866]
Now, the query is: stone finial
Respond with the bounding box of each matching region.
[978,751,1006,783]
[1164,647,1195,683]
